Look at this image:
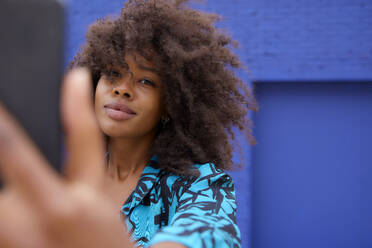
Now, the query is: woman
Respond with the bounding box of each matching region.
[0,0,257,247]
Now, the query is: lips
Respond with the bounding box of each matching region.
[104,102,136,121]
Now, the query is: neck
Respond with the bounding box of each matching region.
[107,134,155,181]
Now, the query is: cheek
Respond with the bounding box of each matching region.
[144,93,164,120]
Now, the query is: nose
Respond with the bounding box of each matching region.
[113,87,132,99]
[112,76,134,100]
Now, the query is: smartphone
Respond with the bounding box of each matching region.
[0,0,65,178]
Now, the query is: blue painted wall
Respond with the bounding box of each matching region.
[252,82,372,248]
[65,0,372,248]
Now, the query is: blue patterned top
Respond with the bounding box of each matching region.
[120,157,241,248]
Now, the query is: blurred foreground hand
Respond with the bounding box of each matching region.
[0,69,133,248]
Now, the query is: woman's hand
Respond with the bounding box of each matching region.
[0,69,134,248]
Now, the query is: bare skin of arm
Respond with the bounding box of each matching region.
[0,69,185,248]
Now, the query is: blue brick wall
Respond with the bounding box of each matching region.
[64,0,125,66]
[195,0,372,82]
[66,0,372,82]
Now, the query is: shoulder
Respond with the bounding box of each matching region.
[159,162,234,192]
[180,162,236,209]
[192,162,232,184]
[186,162,235,193]
[153,162,237,216]
[159,163,236,213]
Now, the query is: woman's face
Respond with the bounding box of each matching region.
[95,53,165,139]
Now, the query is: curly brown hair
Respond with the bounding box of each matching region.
[70,0,258,175]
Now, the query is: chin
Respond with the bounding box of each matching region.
[102,125,159,140]
[97,116,160,139]
[100,126,133,139]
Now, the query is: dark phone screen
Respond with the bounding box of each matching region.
[0,0,64,178]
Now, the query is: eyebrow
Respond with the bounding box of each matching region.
[132,54,159,74]
[137,64,158,73]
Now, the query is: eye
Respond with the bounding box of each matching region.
[139,78,155,86]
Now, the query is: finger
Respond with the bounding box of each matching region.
[0,103,64,208]
[61,68,105,187]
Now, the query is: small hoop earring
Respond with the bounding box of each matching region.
[161,115,170,126]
